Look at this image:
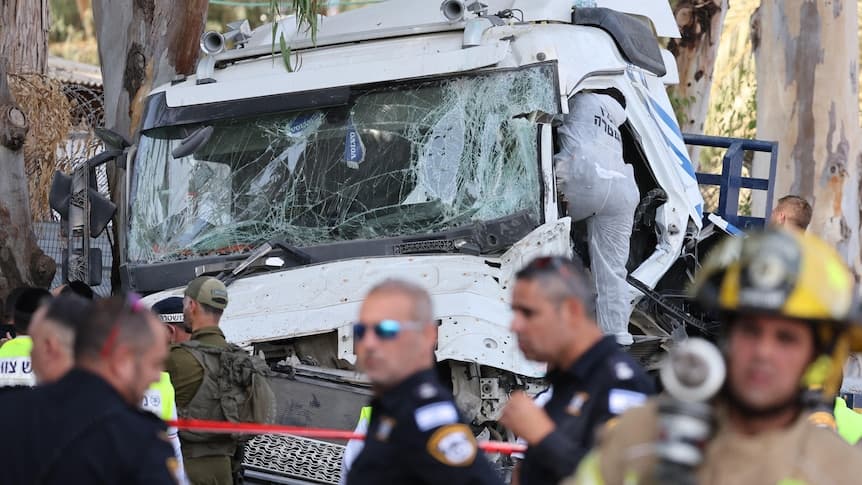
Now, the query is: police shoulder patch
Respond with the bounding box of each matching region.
[426,424,478,467]
[414,401,459,432]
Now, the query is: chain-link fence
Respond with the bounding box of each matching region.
[32,75,111,294]
[34,221,113,297]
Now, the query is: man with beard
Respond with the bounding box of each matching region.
[564,228,862,485]
[0,295,177,484]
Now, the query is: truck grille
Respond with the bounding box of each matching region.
[243,434,345,484]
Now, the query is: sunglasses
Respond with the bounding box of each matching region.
[352,319,423,341]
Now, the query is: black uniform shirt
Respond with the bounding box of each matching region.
[346,369,504,485]
[0,368,178,485]
[520,336,655,484]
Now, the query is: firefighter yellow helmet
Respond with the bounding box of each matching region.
[691,227,862,398]
[691,228,856,323]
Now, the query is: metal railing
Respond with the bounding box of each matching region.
[684,133,778,230]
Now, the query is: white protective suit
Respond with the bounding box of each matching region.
[554,93,639,345]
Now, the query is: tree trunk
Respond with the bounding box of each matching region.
[76,0,94,39]
[0,0,50,75]
[0,60,56,298]
[92,0,208,291]
[0,1,56,300]
[667,0,728,163]
[93,0,208,140]
[753,1,861,273]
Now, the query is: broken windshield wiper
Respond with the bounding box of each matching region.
[219,239,314,286]
[392,210,537,256]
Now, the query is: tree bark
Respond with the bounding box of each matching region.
[93,0,209,140]
[0,60,56,298]
[92,0,208,291]
[0,0,56,300]
[0,0,50,75]
[753,0,861,272]
[667,0,728,163]
[76,0,94,39]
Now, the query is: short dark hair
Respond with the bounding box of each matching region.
[61,281,95,301]
[12,288,52,334]
[198,301,224,318]
[776,195,812,230]
[44,293,93,333]
[4,288,23,322]
[515,256,594,310]
[74,295,155,362]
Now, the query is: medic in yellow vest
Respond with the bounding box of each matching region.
[0,288,52,388]
[0,335,35,388]
[151,297,193,485]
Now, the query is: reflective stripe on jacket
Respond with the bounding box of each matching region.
[835,396,862,445]
[0,336,35,388]
[142,371,176,421]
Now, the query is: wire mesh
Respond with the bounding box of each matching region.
[33,81,111,295]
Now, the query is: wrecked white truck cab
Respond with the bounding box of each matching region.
[50,1,778,481]
[131,0,699,417]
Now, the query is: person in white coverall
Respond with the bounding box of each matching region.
[554,91,639,346]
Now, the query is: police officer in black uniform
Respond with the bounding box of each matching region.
[0,295,178,484]
[500,256,655,485]
[346,279,504,485]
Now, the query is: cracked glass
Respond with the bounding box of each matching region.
[128,64,558,263]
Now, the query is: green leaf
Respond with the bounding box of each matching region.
[270,0,279,63]
[279,34,293,72]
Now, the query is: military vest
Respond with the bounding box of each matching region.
[177,340,276,458]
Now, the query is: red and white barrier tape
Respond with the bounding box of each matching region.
[169,418,527,455]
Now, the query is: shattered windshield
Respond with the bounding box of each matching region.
[128,63,558,263]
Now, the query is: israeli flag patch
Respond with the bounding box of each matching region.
[608,388,647,415]
[414,402,459,432]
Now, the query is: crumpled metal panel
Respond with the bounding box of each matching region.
[243,434,345,484]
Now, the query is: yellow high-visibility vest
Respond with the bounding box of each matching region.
[142,371,176,421]
[0,336,35,387]
[835,396,862,445]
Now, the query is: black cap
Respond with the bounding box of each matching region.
[152,297,185,325]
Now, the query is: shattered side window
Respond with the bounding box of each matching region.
[129,63,558,263]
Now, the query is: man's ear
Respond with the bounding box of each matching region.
[43,334,58,357]
[110,343,136,373]
[563,296,586,322]
[187,299,199,316]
